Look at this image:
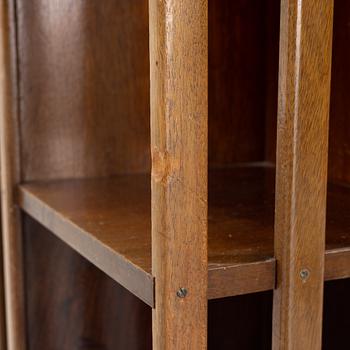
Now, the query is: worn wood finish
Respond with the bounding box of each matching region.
[19,175,154,306]
[23,214,153,350]
[0,0,26,349]
[18,166,350,304]
[149,0,208,348]
[18,169,271,304]
[16,0,150,181]
[273,1,334,349]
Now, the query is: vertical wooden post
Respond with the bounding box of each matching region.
[273,1,334,349]
[0,1,26,350]
[149,0,208,349]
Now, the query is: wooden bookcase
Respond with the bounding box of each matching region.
[1,0,350,349]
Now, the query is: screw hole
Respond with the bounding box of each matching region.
[176,287,188,298]
[300,269,310,281]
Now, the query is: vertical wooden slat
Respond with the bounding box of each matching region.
[0,228,6,350]
[0,1,26,350]
[149,0,208,349]
[273,1,334,349]
[0,187,6,350]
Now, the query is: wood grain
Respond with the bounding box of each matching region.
[0,0,26,349]
[208,0,280,167]
[13,2,151,347]
[23,214,152,350]
[209,0,266,166]
[149,0,208,348]
[17,166,350,305]
[16,0,150,181]
[19,175,154,306]
[273,1,334,349]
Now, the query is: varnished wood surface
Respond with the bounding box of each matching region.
[19,175,154,306]
[273,1,334,349]
[0,0,26,349]
[16,0,150,181]
[208,0,280,167]
[149,0,208,349]
[23,214,152,350]
[17,166,350,304]
[209,0,266,165]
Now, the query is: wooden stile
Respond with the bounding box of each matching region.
[273,1,334,349]
[149,0,208,348]
[0,0,26,349]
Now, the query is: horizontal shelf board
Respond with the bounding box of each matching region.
[18,175,154,306]
[17,166,350,306]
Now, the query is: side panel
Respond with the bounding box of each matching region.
[0,0,25,349]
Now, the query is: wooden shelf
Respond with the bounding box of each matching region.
[17,165,350,307]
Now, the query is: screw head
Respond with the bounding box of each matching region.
[300,269,310,281]
[176,287,188,298]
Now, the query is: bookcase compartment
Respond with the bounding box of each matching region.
[326,0,350,279]
[15,0,282,348]
[15,0,152,348]
[2,0,349,349]
[207,0,280,297]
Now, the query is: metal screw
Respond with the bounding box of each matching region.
[176,287,188,298]
[300,269,310,281]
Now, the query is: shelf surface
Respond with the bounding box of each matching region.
[18,165,350,306]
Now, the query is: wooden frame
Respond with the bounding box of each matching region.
[149,0,208,348]
[273,0,334,349]
[0,0,25,349]
[0,0,345,349]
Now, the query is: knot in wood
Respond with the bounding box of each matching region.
[152,148,179,184]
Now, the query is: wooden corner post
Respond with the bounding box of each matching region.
[149,0,208,349]
[273,1,334,349]
[0,1,26,350]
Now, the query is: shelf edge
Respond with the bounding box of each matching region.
[17,186,155,307]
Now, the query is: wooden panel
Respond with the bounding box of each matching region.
[328,0,350,183]
[208,0,280,167]
[264,0,280,163]
[208,0,265,165]
[209,292,273,350]
[0,0,26,349]
[19,175,154,306]
[322,279,350,349]
[17,166,350,304]
[16,0,150,181]
[23,215,152,350]
[18,169,272,304]
[149,0,208,348]
[273,1,334,349]
[211,282,350,349]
